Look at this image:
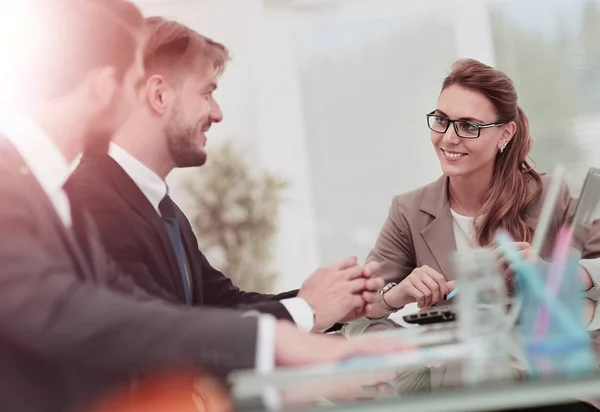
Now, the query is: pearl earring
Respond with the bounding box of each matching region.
[499,143,507,153]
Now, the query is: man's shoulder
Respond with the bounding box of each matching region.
[0,137,62,245]
[0,137,44,203]
[69,154,110,186]
[67,154,127,206]
[67,154,156,247]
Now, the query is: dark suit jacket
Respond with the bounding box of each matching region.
[0,138,259,412]
[66,153,298,321]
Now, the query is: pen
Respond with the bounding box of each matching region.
[446,288,459,300]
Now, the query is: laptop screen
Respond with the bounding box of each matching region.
[570,167,600,252]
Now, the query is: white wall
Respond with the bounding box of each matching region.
[453,0,496,66]
[253,14,321,292]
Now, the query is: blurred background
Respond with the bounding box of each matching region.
[133,0,599,293]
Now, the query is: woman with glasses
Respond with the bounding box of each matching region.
[356,58,600,320]
[343,58,600,412]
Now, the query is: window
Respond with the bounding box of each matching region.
[491,0,600,194]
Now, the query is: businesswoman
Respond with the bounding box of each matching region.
[360,58,600,320]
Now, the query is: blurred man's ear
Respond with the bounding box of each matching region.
[145,74,174,115]
[85,66,119,111]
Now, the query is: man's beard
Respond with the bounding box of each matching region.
[164,110,207,168]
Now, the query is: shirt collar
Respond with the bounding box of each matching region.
[108,143,167,214]
[0,110,71,197]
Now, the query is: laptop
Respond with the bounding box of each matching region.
[401,295,518,326]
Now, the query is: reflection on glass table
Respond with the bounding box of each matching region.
[231,299,600,412]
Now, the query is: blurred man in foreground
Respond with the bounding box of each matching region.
[0,2,409,411]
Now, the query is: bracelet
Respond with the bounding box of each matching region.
[378,282,401,313]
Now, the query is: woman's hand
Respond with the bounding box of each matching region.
[363,266,456,318]
[494,241,541,292]
[393,266,455,308]
[494,242,595,293]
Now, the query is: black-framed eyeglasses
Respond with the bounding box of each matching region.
[426,111,505,139]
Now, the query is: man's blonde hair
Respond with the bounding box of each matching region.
[144,17,230,78]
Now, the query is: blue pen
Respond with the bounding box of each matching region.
[446,288,459,300]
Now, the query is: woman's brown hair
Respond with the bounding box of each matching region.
[442,58,542,246]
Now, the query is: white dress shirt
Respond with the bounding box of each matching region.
[108,143,316,374]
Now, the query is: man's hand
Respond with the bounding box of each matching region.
[338,261,384,323]
[274,320,412,367]
[298,257,383,331]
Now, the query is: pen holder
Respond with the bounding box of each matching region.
[454,248,510,342]
[517,259,594,379]
[453,248,513,384]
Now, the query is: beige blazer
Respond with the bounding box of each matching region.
[343,174,600,339]
[367,174,600,284]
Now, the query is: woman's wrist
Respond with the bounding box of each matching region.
[579,264,593,291]
[382,283,406,310]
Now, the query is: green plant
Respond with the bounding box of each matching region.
[181,140,288,293]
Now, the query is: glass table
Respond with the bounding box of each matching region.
[229,299,600,412]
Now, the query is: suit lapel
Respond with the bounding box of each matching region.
[80,154,184,298]
[43,197,95,280]
[419,175,457,279]
[0,139,93,278]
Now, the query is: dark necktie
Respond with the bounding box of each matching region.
[159,195,192,304]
